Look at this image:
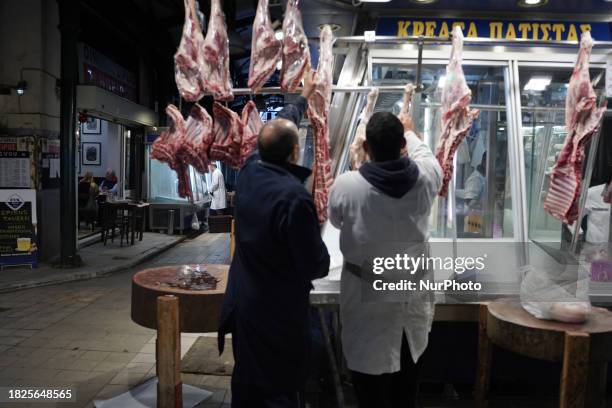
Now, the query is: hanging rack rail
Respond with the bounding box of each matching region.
[308,35,612,47]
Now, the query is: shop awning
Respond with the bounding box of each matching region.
[76,85,157,127]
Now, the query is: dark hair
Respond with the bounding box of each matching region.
[258,124,298,163]
[365,112,405,162]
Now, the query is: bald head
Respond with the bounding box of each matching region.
[258,118,299,164]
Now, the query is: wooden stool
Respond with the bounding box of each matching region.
[475,298,612,408]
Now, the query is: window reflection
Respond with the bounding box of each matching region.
[520,66,606,242]
[362,63,513,239]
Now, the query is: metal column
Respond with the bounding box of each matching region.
[58,0,81,266]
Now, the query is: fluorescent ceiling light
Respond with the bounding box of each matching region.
[493,45,505,53]
[524,76,551,91]
[360,0,391,3]
[517,0,548,7]
[437,75,446,88]
[318,23,342,31]
[410,0,438,3]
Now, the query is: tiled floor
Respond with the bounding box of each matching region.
[0,232,570,407]
[0,233,231,407]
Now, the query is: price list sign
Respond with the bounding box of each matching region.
[0,189,37,268]
[0,139,31,188]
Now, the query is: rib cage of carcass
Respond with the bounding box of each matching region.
[248,0,282,91]
[201,0,234,101]
[281,0,311,92]
[349,88,379,169]
[543,31,607,225]
[151,100,265,199]
[308,25,334,223]
[174,0,206,102]
[349,84,416,169]
[435,27,479,198]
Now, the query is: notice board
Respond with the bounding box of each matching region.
[0,189,37,268]
[0,138,31,188]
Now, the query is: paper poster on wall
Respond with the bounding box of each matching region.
[0,189,37,268]
[0,138,31,188]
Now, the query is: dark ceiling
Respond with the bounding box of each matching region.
[366,0,612,15]
[76,0,612,108]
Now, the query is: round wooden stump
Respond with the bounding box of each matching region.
[131,264,229,333]
[475,298,612,408]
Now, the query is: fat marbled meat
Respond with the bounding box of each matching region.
[248,0,282,91]
[176,103,213,174]
[240,101,263,167]
[210,102,243,168]
[435,27,479,198]
[201,0,234,101]
[174,0,205,102]
[280,0,311,92]
[151,105,193,199]
[349,87,379,169]
[308,25,334,223]
[544,31,607,224]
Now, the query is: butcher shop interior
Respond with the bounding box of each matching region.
[1,0,612,406]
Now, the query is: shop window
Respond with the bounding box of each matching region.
[352,63,514,239]
[519,66,606,243]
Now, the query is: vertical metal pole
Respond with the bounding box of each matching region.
[58,0,80,266]
[415,38,424,92]
[570,99,606,253]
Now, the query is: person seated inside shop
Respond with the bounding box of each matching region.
[78,171,99,226]
[218,70,330,408]
[328,112,442,408]
[99,169,118,195]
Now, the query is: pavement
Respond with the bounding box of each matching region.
[0,232,560,408]
[0,233,231,408]
[0,232,187,293]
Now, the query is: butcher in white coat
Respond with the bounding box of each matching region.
[209,163,227,215]
[328,112,442,408]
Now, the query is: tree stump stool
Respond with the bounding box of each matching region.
[131,265,229,408]
[475,298,612,408]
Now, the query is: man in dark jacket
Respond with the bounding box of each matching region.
[218,71,330,407]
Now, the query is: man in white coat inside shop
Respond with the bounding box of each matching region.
[328,112,442,408]
[208,163,227,215]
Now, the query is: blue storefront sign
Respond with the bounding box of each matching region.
[377,17,612,42]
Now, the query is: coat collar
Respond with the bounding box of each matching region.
[256,155,312,183]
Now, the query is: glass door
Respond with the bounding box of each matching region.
[344,60,515,240]
[518,65,606,244]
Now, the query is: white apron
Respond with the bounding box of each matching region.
[210,168,227,210]
[328,132,442,374]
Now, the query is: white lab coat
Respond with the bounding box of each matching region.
[584,184,610,243]
[210,168,227,210]
[328,131,442,374]
[456,169,485,202]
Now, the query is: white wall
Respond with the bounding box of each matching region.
[78,120,122,179]
[0,0,60,134]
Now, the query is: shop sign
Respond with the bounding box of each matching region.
[77,43,138,102]
[377,18,612,42]
[0,189,37,268]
